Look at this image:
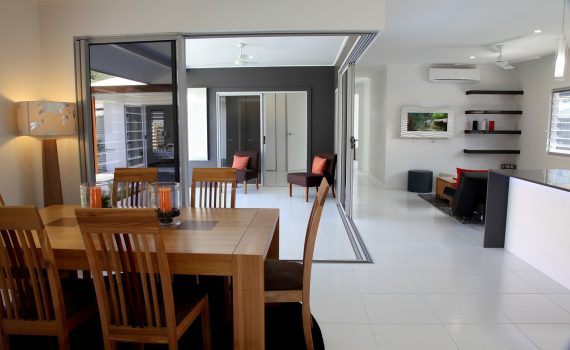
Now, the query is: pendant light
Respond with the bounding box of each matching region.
[555,0,568,80]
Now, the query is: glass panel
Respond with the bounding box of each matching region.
[89,41,178,184]
[218,95,261,167]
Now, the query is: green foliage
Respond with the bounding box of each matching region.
[407,112,448,132]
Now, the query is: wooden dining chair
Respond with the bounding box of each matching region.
[264,179,329,350]
[190,167,237,319]
[190,168,237,208]
[0,206,97,350]
[75,208,211,350]
[112,167,158,208]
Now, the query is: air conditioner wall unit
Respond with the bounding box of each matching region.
[428,68,481,82]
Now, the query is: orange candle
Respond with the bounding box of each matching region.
[159,187,172,213]
[89,186,102,208]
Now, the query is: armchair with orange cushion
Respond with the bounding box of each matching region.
[232,151,260,194]
[287,153,337,202]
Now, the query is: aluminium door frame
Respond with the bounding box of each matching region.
[73,34,188,204]
[215,90,309,187]
[337,63,356,218]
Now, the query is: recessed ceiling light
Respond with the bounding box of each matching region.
[469,56,476,59]
[534,29,542,34]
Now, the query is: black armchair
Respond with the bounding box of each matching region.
[443,172,488,220]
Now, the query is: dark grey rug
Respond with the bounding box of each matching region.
[418,193,484,225]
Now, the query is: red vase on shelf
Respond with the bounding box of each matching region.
[489,120,495,131]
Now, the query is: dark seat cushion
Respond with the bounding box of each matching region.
[264,259,303,291]
[236,168,258,182]
[287,173,323,187]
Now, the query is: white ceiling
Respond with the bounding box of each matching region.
[185,36,348,69]
[358,0,564,67]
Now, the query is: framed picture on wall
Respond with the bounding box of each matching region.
[400,106,454,138]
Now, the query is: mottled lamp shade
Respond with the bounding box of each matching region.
[16,101,77,136]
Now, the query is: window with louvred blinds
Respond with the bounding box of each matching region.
[549,89,570,155]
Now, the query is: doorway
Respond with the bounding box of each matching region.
[216,92,308,187]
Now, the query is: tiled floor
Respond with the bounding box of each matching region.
[235,184,357,261]
[311,173,570,350]
[236,174,570,349]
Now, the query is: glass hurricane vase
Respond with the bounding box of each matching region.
[150,182,181,225]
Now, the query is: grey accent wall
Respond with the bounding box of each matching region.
[186,67,335,171]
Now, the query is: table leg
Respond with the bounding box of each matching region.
[233,254,265,350]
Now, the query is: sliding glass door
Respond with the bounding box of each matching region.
[337,63,356,217]
[75,38,181,189]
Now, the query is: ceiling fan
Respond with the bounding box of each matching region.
[234,43,256,65]
[495,44,515,70]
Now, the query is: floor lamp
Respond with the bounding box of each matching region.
[17,101,78,207]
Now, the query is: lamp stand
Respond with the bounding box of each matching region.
[42,138,63,207]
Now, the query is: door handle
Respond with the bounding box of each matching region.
[288,132,293,136]
[350,136,357,149]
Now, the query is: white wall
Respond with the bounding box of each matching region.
[377,64,522,189]
[355,78,371,174]
[0,0,44,206]
[33,0,385,203]
[356,66,388,184]
[518,56,570,170]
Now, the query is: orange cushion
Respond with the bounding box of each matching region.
[232,155,250,170]
[311,156,328,175]
[456,167,487,188]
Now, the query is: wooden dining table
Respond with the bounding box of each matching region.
[39,205,280,350]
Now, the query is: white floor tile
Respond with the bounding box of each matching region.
[362,294,439,323]
[311,270,360,294]
[466,271,538,293]
[517,324,570,350]
[355,271,418,293]
[320,323,379,350]
[445,324,538,350]
[401,254,459,272]
[546,294,570,313]
[488,294,570,323]
[372,324,458,350]
[409,271,480,294]
[514,270,570,293]
[311,293,369,323]
[424,294,511,323]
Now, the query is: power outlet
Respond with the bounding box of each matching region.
[501,163,517,170]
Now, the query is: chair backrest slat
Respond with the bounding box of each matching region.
[76,208,175,331]
[0,194,4,206]
[191,168,237,208]
[113,168,158,208]
[302,179,329,297]
[0,206,63,323]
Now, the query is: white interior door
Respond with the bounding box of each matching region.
[286,92,307,172]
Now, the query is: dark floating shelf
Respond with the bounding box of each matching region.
[464,149,520,154]
[465,110,522,115]
[466,90,524,95]
[464,130,521,134]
